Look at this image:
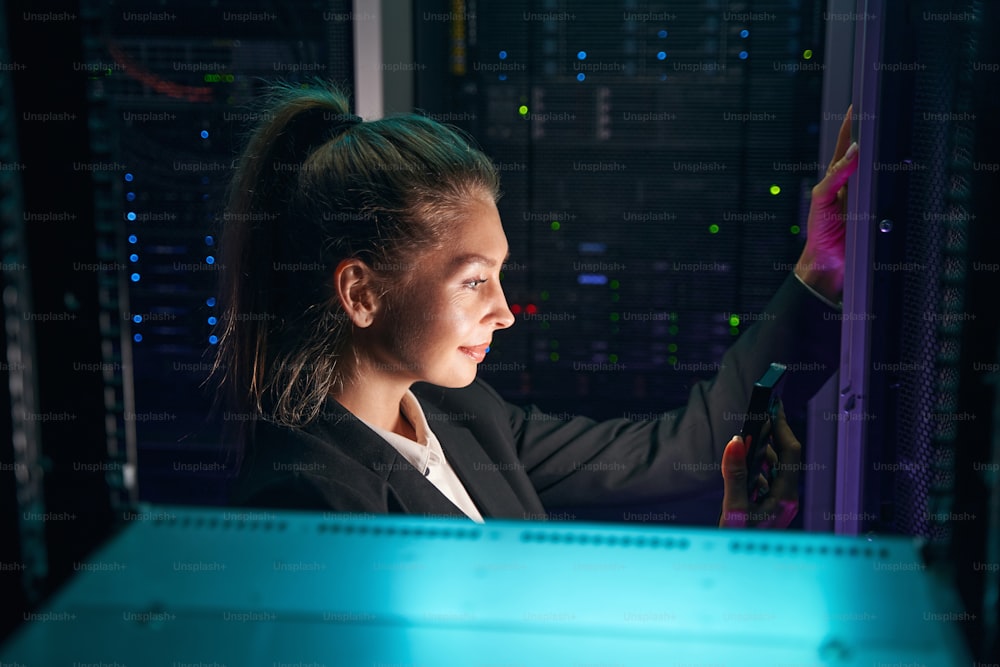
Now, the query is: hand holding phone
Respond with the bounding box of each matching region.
[741,363,787,501]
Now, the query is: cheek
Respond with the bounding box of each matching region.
[385,288,456,359]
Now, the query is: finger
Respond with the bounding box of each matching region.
[756,474,769,497]
[813,141,860,204]
[720,435,749,528]
[765,403,801,506]
[765,443,778,467]
[828,104,854,170]
[755,499,799,529]
[761,444,778,482]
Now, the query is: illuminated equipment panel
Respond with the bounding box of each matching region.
[436,2,828,418]
[0,506,971,665]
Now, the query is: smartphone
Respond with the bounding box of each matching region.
[741,362,787,500]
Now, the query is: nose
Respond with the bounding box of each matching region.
[490,282,516,330]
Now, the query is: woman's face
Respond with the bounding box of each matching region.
[362,196,516,389]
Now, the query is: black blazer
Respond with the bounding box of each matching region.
[230,274,840,522]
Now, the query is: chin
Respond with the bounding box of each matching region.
[425,369,479,389]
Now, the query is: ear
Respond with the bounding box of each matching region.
[333,258,380,328]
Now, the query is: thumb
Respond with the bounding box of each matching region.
[720,435,750,527]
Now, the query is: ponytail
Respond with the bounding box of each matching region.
[212,85,358,428]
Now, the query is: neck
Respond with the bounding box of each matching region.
[331,370,417,441]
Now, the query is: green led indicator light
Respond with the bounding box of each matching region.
[729,315,740,327]
[550,221,561,231]
[669,325,679,335]
[610,312,620,322]
[550,339,559,349]
[541,290,550,300]
[519,105,529,115]
[709,224,720,234]
[790,224,801,234]
[668,355,678,365]
[610,279,620,289]
[730,327,740,336]
[803,49,813,60]
[541,321,550,330]
[609,353,619,363]
[769,185,781,195]
[667,343,678,353]
[549,352,560,362]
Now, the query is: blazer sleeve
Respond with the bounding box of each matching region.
[492,273,841,509]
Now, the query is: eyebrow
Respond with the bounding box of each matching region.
[449,250,512,269]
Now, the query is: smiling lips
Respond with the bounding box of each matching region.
[459,343,491,362]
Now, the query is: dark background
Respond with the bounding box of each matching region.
[0,0,996,660]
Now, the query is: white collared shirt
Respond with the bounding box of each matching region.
[358,390,485,523]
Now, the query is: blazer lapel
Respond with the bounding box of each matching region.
[310,398,468,519]
[417,398,533,519]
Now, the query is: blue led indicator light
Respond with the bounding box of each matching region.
[200,130,209,139]
[124,173,134,182]
[129,253,138,262]
[128,234,137,244]
[657,51,667,60]
[126,212,136,221]
[209,335,219,345]
[126,192,136,201]
[499,50,507,59]
[577,273,609,285]
[133,315,142,323]
[208,316,218,326]
[205,235,214,246]
[206,256,215,265]
[577,73,586,81]
[206,297,216,307]
[133,333,143,343]
[577,51,587,60]
[740,29,749,38]
[498,74,507,81]
[130,273,140,282]
[658,29,668,38]
[739,51,749,60]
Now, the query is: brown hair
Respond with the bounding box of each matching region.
[211,82,499,428]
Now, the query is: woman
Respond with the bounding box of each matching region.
[213,82,859,528]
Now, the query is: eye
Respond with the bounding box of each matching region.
[464,278,488,289]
